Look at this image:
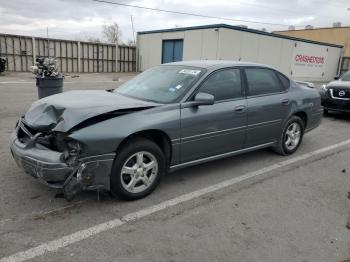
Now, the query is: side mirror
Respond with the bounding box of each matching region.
[193,92,214,106]
[334,75,339,80]
[181,92,214,108]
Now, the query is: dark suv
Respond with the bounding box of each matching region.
[320,71,350,114]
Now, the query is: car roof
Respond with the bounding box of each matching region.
[162,60,272,69]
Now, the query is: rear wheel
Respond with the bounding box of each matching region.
[273,116,304,156]
[110,138,165,200]
[323,109,329,115]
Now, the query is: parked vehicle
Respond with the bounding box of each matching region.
[10,61,322,200]
[0,56,6,72]
[320,71,350,114]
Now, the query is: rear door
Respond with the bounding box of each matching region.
[180,68,247,163]
[243,67,292,147]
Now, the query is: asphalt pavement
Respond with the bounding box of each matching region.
[0,72,349,262]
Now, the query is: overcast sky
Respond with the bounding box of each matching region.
[0,0,349,43]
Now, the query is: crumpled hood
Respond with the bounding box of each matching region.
[24,90,159,132]
[326,80,350,89]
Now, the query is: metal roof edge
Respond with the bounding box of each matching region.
[137,24,343,48]
[274,26,350,32]
[0,32,122,46]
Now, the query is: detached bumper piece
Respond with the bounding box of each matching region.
[11,137,83,200]
[11,136,72,186]
[10,119,115,201]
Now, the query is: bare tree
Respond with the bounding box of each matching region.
[86,37,102,43]
[102,23,122,44]
[127,39,136,46]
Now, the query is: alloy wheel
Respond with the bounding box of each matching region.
[120,151,158,193]
[284,122,301,151]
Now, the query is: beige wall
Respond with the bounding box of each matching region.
[274,27,350,57]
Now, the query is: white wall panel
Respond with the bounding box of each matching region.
[200,29,219,60]
[217,28,242,61]
[240,32,259,62]
[257,35,282,68]
[183,30,202,60]
[138,26,342,81]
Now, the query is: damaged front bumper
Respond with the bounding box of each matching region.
[10,119,115,200]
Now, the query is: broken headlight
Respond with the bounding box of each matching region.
[66,139,82,156]
[63,139,84,164]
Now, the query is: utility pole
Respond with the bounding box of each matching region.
[130,15,136,44]
[46,27,50,57]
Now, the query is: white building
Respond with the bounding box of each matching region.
[137,24,343,82]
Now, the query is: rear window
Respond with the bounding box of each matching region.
[277,73,290,90]
[245,68,283,96]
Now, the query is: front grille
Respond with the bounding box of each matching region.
[330,88,350,99]
[323,100,350,110]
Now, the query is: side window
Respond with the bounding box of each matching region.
[277,72,290,90]
[245,68,283,96]
[197,69,242,101]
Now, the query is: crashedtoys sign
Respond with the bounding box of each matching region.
[292,42,328,78]
[295,54,325,64]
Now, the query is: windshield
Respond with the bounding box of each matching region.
[341,72,350,81]
[114,66,205,103]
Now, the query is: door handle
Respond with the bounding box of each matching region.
[234,105,246,112]
[281,99,290,105]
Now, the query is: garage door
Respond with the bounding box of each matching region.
[162,39,183,64]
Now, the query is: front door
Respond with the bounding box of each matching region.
[180,68,247,163]
[162,39,183,64]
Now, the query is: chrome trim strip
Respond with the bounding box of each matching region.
[247,119,282,128]
[79,153,116,161]
[182,129,245,144]
[180,119,281,143]
[330,89,350,101]
[182,126,244,142]
[83,159,115,165]
[169,142,275,171]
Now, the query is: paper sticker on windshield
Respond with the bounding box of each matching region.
[179,69,201,76]
[175,84,182,90]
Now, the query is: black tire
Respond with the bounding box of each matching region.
[323,109,329,115]
[110,138,165,200]
[273,116,304,156]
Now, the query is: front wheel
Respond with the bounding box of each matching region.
[273,116,304,156]
[110,138,165,200]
